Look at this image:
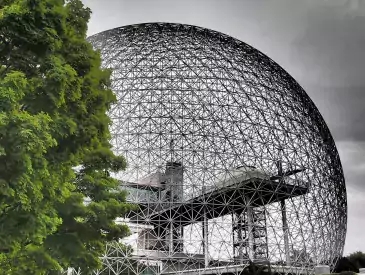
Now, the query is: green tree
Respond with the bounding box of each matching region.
[239,261,272,275]
[0,0,132,273]
[333,257,359,273]
[348,251,365,269]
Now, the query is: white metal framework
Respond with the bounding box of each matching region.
[85,23,347,275]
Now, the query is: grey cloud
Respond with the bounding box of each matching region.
[337,141,365,254]
[290,2,365,87]
[337,141,365,192]
[306,87,365,142]
[278,0,365,143]
[344,187,365,254]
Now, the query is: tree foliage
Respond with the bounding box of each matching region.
[239,261,272,275]
[0,0,132,273]
[334,257,360,273]
[348,251,365,269]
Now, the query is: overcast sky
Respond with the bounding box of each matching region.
[82,0,365,255]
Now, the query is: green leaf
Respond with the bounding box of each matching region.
[0,0,132,273]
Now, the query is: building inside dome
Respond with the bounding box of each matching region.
[84,23,347,275]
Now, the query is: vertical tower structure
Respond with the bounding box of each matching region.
[87,23,347,275]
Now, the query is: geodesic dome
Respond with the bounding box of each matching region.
[88,23,347,275]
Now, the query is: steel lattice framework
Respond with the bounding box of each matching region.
[85,23,347,275]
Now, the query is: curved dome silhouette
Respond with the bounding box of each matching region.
[88,23,346,275]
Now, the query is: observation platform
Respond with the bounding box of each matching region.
[128,250,312,275]
[161,264,312,275]
[124,177,308,226]
[117,164,309,275]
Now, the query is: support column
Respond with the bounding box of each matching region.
[237,213,244,264]
[247,205,255,260]
[179,224,184,252]
[202,206,209,267]
[281,199,291,265]
[169,222,174,254]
